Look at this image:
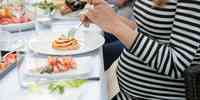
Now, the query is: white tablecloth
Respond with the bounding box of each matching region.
[0,21,108,100]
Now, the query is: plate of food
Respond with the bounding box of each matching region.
[0,6,34,32]
[28,29,105,55]
[0,51,17,79]
[24,56,92,79]
[36,0,86,20]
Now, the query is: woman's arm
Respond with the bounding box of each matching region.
[84,1,200,79]
[110,19,138,48]
[118,16,137,29]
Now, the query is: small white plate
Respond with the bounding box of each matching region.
[28,30,105,55]
[51,10,82,20]
[0,21,34,32]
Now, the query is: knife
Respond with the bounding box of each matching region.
[35,77,100,85]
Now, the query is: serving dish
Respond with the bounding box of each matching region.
[0,51,17,79]
[0,6,34,32]
[23,56,92,79]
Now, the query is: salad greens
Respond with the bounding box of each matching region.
[13,0,24,4]
[29,82,42,93]
[36,0,56,12]
[28,79,87,95]
[48,80,87,94]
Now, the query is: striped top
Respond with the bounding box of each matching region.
[116,0,200,99]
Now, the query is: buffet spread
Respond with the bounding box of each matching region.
[0,0,107,100]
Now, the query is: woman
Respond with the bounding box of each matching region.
[81,0,200,99]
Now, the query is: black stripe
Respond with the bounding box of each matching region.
[134,10,174,28]
[137,36,149,57]
[172,46,192,63]
[142,38,155,61]
[160,48,171,75]
[118,79,162,99]
[173,24,200,42]
[119,54,185,84]
[129,31,141,52]
[139,28,170,40]
[117,68,185,93]
[131,33,144,53]
[170,43,195,60]
[118,76,184,99]
[136,0,177,18]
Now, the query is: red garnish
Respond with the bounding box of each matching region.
[47,57,77,73]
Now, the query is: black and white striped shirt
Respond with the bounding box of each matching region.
[116,0,200,99]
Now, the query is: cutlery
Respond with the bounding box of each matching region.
[67,23,83,38]
[81,77,100,81]
[36,77,100,85]
[67,27,78,38]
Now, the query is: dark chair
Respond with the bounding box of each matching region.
[103,32,125,70]
[184,64,200,100]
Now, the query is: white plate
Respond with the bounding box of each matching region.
[51,10,82,20]
[24,57,92,79]
[28,30,105,55]
[0,21,34,32]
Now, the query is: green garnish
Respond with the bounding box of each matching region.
[28,83,42,93]
[68,27,77,38]
[13,0,24,5]
[40,65,53,74]
[36,0,57,13]
[48,80,87,94]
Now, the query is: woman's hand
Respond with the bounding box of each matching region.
[118,16,137,29]
[81,1,139,48]
[82,3,123,33]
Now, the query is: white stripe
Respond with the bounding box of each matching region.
[164,55,172,76]
[156,46,164,70]
[139,28,171,40]
[145,42,158,63]
[173,27,200,42]
[178,3,200,15]
[117,68,185,92]
[176,14,200,26]
[173,21,200,39]
[158,47,169,73]
[140,39,153,60]
[176,47,194,60]
[134,36,147,56]
[118,76,185,100]
[134,10,174,28]
[172,49,190,66]
[117,72,184,95]
[172,33,199,47]
[119,55,184,85]
[134,6,174,22]
[150,57,157,69]
[135,1,177,16]
[131,33,143,52]
[171,39,196,55]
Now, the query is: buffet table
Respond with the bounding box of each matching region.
[0,21,108,100]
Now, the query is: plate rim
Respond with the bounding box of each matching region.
[0,21,34,27]
[28,32,105,55]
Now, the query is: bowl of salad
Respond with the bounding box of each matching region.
[36,0,86,20]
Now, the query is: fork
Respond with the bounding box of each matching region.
[67,22,84,38]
